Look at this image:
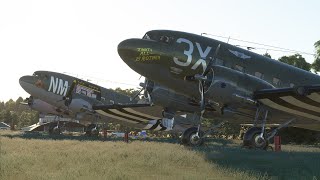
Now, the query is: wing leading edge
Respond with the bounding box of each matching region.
[254,85,320,121]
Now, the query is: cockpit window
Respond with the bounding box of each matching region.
[33,72,39,77]
[143,32,173,44]
[143,33,151,40]
[159,36,170,43]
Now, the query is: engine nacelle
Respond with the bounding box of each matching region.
[68,98,93,113]
[150,84,202,113]
[29,99,58,114]
[206,65,274,106]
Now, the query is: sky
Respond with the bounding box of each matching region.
[0,0,319,102]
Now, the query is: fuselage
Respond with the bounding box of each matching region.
[117,30,320,131]
[19,71,192,132]
[118,30,320,93]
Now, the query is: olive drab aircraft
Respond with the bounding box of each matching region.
[19,71,201,135]
[117,29,320,149]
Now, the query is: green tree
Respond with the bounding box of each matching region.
[18,112,32,128]
[311,40,320,72]
[5,99,15,111]
[114,87,141,97]
[278,54,311,71]
[2,110,12,124]
[263,52,271,58]
[15,97,24,111]
[314,40,320,55]
[0,101,4,110]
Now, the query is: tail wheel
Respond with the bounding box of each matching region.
[181,127,204,146]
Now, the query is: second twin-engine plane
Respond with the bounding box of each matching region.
[118,30,320,149]
[19,71,200,135]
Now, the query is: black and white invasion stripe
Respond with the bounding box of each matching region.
[95,108,169,131]
[255,87,320,121]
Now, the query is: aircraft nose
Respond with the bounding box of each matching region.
[117,38,141,63]
[19,75,35,86]
[118,38,166,78]
[19,75,37,94]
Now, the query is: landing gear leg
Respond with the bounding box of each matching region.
[243,106,294,150]
[181,78,206,147]
[181,44,221,147]
[243,107,269,149]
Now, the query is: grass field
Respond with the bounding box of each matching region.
[0,131,319,180]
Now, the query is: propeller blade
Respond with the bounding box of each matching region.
[203,44,220,76]
[130,88,144,101]
[66,80,77,98]
[63,80,77,106]
[19,102,29,105]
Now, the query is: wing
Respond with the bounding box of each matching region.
[93,103,163,124]
[254,85,320,121]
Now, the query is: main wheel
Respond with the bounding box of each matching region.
[49,123,61,135]
[181,127,204,146]
[91,127,99,136]
[243,127,268,150]
[85,124,99,136]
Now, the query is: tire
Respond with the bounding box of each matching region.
[85,124,98,136]
[181,127,204,147]
[243,127,268,150]
[49,123,60,135]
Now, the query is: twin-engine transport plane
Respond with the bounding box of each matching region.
[19,71,201,135]
[118,29,320,149]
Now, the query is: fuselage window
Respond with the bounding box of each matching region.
[76,84,99,99]
[80,89,87,95]
[234,65,244,72]
[255,72,264,79]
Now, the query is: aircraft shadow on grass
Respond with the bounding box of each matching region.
[193,139,320,179]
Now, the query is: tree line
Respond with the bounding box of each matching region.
[0,97,39,129]
[263,40,320,72]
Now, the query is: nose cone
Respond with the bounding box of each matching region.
[118,38,165,78]
[19,75,36,95]
[117,38,142,64]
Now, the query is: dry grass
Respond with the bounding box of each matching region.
[0,130,319,180]
[0,131,260,180]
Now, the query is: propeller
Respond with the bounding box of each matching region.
[63,80,77,107]
[191,44,221,136]
[130,77,153,103]
[20,96,34,106]
[203,44,220,77]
